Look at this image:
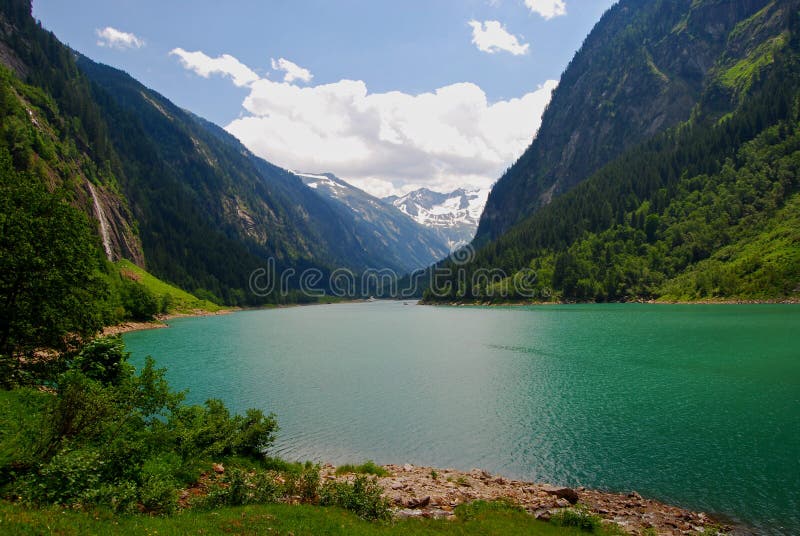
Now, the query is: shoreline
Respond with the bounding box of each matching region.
[318,463,733,534]
[423,297,800,307]
[101,308,238,337]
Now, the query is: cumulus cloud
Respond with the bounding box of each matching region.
[96,27,144,49]
[524,0,567,19]
[170,48,259,87]
[271,57,313,83]
[468,20,529,55]
[228,76,557,195]
[173,50,556,195]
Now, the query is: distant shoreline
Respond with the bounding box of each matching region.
[102,298,375,337]
[423,297,800,307]
[103,297,799,336]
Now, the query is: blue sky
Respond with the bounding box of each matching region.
[33,0,616,196]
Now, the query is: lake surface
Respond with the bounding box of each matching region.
[124,302,800,534]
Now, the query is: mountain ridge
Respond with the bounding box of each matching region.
[291,171,450,273]
[384,187,490,251]
[476,0,771,243]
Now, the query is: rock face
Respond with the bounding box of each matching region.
[476,0,774,242]
[84,180,145,266]
[324,463,731,535]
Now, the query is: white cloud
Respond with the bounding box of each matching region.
[524,0,567,19]
[170,48,259,88]
[96,27,144,50]
[172,50,557,196]
[271,57,313,84]
[228,77,557,195]
[468,20,529,56]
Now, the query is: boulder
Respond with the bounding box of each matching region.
[406,496,431,508]
[541,485,579,504]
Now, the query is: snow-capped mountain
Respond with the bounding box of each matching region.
[293,173,450,273]
[383,188,490,251]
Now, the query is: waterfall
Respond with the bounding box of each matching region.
[87,181,113,260]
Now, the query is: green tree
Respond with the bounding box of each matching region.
[0,150,106,384]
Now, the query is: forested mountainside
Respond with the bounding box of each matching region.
[293,173,449,274]
[0,0,328,305]
[477,0,777,242]
[427,0,800,303]
[0,0,450,309]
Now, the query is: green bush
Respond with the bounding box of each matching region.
[17,446,104,505]
[284,464,321,503]
[82,480,138,513]
[167,400,278,461]
[319,475,391,521]
[70,336,132,385]
[139,474,178,515]
[0,337,279,515]
[119,278,160,321]
[193,467,283,509]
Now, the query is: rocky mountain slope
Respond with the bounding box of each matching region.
[476,0,771,242]
[385,188,490,251]
[293,173,449,273]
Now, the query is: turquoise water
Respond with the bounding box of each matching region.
[124,302,800,534]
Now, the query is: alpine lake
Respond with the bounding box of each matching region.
[124,302,800,534]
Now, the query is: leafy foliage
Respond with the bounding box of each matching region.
[0,338,278,513]
[0,149,107,374]
[320,475,392,521]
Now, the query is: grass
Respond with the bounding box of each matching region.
[335,461,390,477]
[115,259,223,314]
[0,501,621,536]
[717,33,788,97]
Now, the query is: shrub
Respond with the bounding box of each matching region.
[285,464,321,503]
[319,475,391,521]
[139,474,178,515]
[167,400,278,461]
[17,446,104,505]
[70,336,132,385]
[192,467,282,509]
[83,480,138,513]
[1,336,280,515]
[120,278,160,321]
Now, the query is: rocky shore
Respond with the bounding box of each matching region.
[101,309,236,336]
[322,463,731,535]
